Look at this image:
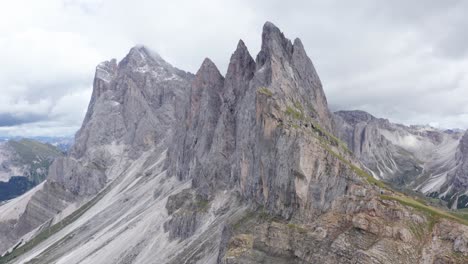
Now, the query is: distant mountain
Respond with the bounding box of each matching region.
[334,110,468,208]
[0,137,74,153]
[0,22,467,264]
[0,139,63,201]
[30,136,74,153]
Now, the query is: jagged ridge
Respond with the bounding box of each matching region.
[0,22,467,264]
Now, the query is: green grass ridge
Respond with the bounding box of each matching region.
[257,87,273,97]
[380,195,468,226]
[8,139,63,164]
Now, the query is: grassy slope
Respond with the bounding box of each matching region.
[7,139,63,164]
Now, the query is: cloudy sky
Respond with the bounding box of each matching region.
[1,0,467,136]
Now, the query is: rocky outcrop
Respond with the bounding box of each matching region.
[163,189,211,241]
[1,22,467,264]
[220,189,468,264]
[453,131,468,187]
[447,131,468,208]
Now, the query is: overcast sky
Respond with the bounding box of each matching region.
[1,0,467,137]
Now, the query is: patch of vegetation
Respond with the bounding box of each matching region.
[318,140,386,189]
[380,195,468,227]
[8,139,63,164]
[257,87,273,97]
[258,209,271,221]
[309,120,351,154]
[195,198,211,212]
[285,106,304,120]
[293,100,304,112]
[408,221,426,241]
[449,210,468,222]
[349,163,386,189]
[291,123,300,129]
[281,102,351,155]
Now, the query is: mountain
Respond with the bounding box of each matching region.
[0,139,64,201]
[0,137,73,153]
[334,110,468,209]
[0,22,467,264]
[30,137,74,153]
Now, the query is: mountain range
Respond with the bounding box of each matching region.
[334,110,468,209]
[0,22,467,263]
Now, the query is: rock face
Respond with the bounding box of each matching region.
[0,46,193,254]
[0,22,467,264]
[334,110,468,208]
[450,131,468,208]
[170,22,338,221]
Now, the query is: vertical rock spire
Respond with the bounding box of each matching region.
[254,21,333,130]
[224,40,256,102]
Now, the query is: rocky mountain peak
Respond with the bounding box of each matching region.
[235,39,247,50]
[117,45,187,80]
[254,21,333,130]
[192,58,224,97]
[120,45,160,66]
[231,40,254,67]
[120,45,147,67]
[224,40,255,101]
[256,21,293,68]
[197,58,223,79]
[260,22,293,54]
[292,37,304,50]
